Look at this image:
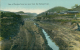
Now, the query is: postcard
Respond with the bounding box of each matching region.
[0,0,80,50]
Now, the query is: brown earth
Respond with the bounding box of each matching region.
[36,21,80,50]
[1,20,52,50]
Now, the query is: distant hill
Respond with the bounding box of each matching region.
[16,11,37,17]
[0,10,37,18]
[47,6,68,12]
[17,11,24,13]
[26,13,37,17]
[37,6,68,16]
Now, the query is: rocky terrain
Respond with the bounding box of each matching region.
[36,21,80,50]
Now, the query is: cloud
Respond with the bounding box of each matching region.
[1,8,46,14]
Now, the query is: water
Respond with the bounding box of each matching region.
[42,29,59,50]
[34,23,59,50]
[34,23,36,25]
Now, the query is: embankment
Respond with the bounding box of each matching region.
[36,21,80,50]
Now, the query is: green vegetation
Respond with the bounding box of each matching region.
[47,6,68,12]
[1,11,23,39]
[17,11,37,18]
[37,6,68,16]
[73,6,80,12]
[0,11,1,38]
[36,5,80,24]
[17,11,24,13]
[20,15,31,18]
[53,19,80,23]
[0,10,37,39]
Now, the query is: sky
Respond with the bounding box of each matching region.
[1,0,80,14]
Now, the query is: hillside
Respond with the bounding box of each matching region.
[0,10,37,18]
[1,11,23,39]
[36,5,80,24]
[47,6,68,12]
[37,6,68,16]
[73,6,80,12]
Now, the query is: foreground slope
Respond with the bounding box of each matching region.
[1,20,52,50]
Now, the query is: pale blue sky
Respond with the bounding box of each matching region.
[1,0,80,14]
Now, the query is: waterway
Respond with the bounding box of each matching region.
[34,23,59,50]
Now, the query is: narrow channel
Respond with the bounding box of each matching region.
[42,29,59,50]
[34,23,59,50]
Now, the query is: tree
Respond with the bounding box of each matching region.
[71,4,78,9]
[74,4,78,8]
[1,12,4,18]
